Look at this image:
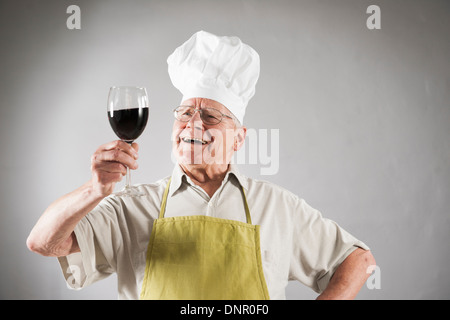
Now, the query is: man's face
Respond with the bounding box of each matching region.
[172,98,246,169]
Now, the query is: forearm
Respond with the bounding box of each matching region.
[27,140,138,257]
[316,248,376,300]
[27,180,103,257]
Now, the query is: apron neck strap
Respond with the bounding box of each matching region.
[159,177,252,224]
[240,187,252,224]
[158,177,171,219]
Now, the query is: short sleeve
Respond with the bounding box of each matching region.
[57,198,122,290]
[289,198,370,293]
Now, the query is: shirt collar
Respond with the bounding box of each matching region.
[169,163,248,197]
[226,164,249,191]
[168,164,186,197]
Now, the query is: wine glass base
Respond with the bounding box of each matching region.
[113,186,145,197]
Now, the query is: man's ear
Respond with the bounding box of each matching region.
[234,126,247,151]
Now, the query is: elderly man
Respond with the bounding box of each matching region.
[27,31,375,300]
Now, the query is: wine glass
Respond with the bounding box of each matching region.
[107,86,149,196]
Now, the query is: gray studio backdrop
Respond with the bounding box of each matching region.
[1,0,449,300]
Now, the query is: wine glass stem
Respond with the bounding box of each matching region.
[124,141,132,189]
[125,166,131,189]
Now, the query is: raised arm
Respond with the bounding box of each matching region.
[26,140,138,257]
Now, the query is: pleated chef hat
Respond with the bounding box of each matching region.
[167,30,260,124]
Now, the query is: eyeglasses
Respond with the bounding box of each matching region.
[173,105,234,125]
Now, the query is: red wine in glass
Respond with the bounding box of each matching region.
[107,86,149,196]
[108,108,149,143]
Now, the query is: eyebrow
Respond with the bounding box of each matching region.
[183,105,229,114]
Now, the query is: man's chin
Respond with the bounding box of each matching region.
[177,155,229,167]
[176,153,207,166]
[175,145,208,166]
[174,146,229,167]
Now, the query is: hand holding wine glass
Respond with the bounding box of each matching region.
[90,140,139,197]
[107,86,149,196]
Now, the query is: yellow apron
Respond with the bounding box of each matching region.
[140,178,270,300]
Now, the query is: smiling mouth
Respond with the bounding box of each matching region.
[181,137,212,145]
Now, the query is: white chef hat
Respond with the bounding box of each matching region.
[167,30,260,124]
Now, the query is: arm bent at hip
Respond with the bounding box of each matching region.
[316,248,376,300]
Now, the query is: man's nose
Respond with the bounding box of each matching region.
[186,109,203,129]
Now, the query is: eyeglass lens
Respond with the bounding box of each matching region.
[175,106,222,124]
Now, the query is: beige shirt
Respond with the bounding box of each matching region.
[58,164,369,300]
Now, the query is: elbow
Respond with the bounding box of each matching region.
[26,233,52,257]
[26,234,39,254]
[27,230,77,257]
[26,234,42,255]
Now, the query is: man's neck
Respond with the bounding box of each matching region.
[179,163,229,198]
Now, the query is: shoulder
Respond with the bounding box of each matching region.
[97,176,171,211]
[240,174,300,205]
[239,174,321,218]
[135,176,171,197]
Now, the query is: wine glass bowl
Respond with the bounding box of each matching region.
[107,86,149,196]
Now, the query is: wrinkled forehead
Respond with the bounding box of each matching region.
[181,97,231,114]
